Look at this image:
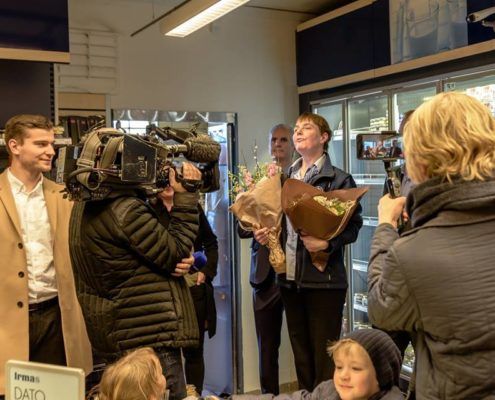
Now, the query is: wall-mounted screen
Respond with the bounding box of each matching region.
[0,0,69,63]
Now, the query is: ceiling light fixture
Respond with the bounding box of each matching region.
[159,0,250,38]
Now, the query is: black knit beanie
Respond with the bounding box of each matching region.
[343,329,402,390]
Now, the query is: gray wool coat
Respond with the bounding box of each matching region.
[368,177,495,400]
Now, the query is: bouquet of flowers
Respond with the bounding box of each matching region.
[229,161,286,274]
[282,178,368,271]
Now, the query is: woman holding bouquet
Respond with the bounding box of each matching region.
[279,112,363,391]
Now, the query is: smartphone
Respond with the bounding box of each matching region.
[356,132,404,160]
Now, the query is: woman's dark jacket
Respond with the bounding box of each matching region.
[151,201,218,338]
[278,154,363,289]
[69,191,200,361]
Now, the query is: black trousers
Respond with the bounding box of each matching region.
[29,298,66,366]
[280,287,346,392]
[253,285,284,394]
[0,301,66,400]
[183,284,207,393]
[156,348,186,400]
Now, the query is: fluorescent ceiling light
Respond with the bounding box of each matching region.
[160,0,250,38]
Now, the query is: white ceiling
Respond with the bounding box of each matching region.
[108,0,357,16]
[247,0,355,15]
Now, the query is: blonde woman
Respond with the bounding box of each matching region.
[89,348,166,400]
[367,92,495,399]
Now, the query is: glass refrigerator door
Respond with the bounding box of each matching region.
[393,85,437,129]
[313,102,345,170]
[443,71,495,115]
[348,93,389,332]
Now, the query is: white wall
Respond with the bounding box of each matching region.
[67,0,305,393]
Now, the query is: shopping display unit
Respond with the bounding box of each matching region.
[312,66,495,379]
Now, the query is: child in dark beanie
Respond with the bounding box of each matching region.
[231,329,403,400]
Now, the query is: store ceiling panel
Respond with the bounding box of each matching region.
[108,0,356,16]
[248,0,356,15]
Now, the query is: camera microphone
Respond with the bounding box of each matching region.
[183,134,221,163]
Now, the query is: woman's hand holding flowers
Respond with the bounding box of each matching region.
[300,234,328,252]
[254,227,270,246]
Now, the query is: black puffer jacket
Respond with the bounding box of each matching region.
[69,191,200,360]
[279,154,363,289]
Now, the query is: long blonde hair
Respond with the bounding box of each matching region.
[403,91,495,183]
[90,348,165,400]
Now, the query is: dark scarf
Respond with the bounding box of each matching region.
[406,176,495,228]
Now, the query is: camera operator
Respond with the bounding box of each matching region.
[69,162,202,400]
[151,184,218,396]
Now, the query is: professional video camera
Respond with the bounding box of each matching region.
[56,124,221,201]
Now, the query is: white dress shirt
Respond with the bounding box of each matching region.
[8,169,57,303]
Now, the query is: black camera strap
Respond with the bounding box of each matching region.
[176,176,202,192]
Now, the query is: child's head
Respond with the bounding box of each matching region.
[97,347,166,400]
[329,329,401,400]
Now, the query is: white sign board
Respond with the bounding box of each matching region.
[5,360,85,400]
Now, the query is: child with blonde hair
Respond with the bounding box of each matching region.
[232,329,403,400]
[88,348,167,400]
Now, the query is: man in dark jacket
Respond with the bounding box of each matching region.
[237,124,293,394]
[70,164,201,400]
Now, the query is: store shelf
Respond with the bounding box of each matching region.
[401,364,413,375]
[353,173,387,186]
[353,323,372,331]
[362,216,379,227]
[353,303,368,313]
[355,178,386,186]
[352,259,368,273]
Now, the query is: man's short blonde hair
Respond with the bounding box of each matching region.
[4,114,53,155]
[403,92,495,182]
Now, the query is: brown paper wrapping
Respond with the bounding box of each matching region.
[229,174,286,273]
[282,179,368,272]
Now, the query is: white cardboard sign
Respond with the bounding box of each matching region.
[5,360,85,400]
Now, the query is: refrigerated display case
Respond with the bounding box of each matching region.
[392,85,437,129]
[444,71,495,114]
[313,101,345,170]
[348,93,389,332]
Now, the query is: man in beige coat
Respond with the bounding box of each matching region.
[0,114,92,396]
